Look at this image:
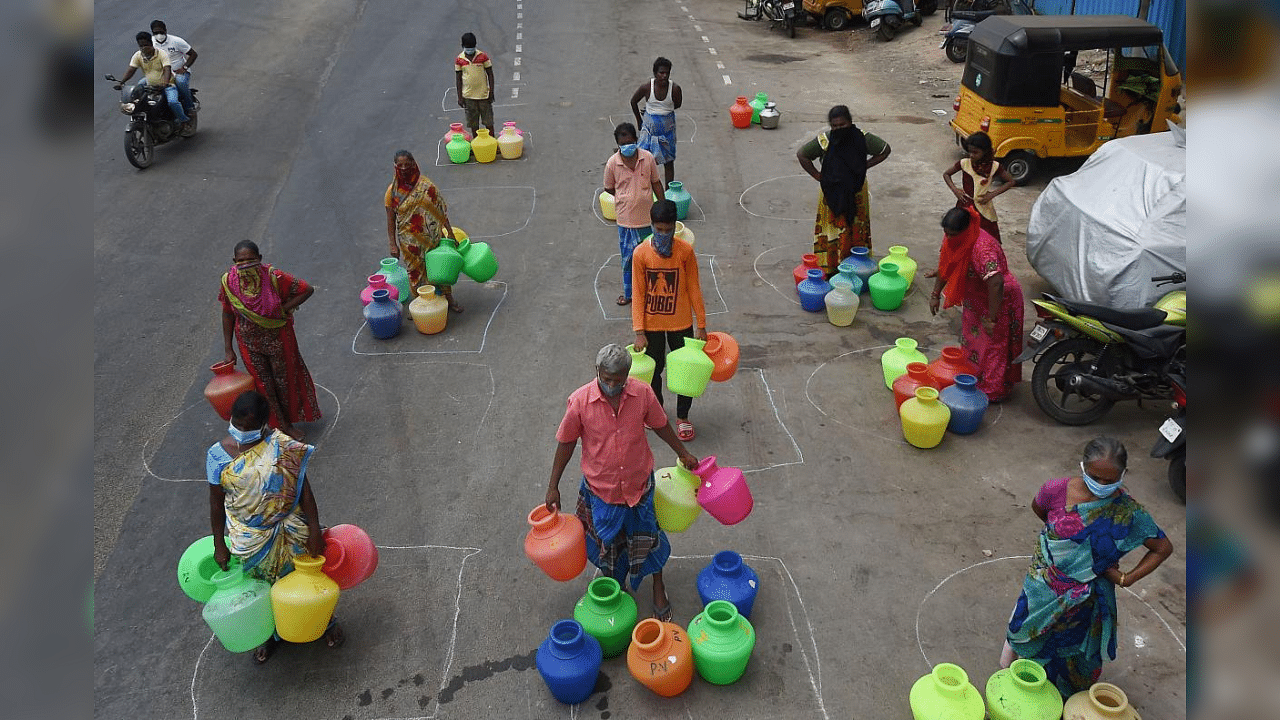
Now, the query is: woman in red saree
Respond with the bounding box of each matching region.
[928,206,1025,402]
[220,240,321,440]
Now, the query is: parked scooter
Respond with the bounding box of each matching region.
[1015,272,1186,426]
[105,74,199,169]
[939,0,1033,63]
[739,0,801,38]
[1151,369,1186,502]
[864,0,937,41]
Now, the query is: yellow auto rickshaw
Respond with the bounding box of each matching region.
[950,15,1183,184]
[804,0,865,30]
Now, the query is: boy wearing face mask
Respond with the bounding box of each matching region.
[455,32,495,136]
[546,344,698,622]
[631,200,707,442]
[604,122,665,306]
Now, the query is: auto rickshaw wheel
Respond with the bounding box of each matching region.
[1003,150,1038,185]
[825,8,852,30]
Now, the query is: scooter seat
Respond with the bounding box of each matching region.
[1045,294,1167,330]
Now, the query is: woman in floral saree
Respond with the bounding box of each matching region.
[383,149,463,312]
[1001,437,1173,696]
[208,391,342,663]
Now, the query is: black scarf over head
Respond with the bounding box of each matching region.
[820,125,868,220]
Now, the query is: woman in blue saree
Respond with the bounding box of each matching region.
[1002,437,1174,695]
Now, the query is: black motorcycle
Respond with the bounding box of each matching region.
[1151,370,1186,502]
[738,0,800,38]
[104,74,199,169]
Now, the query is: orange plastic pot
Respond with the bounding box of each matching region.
[626,618,694,697]
[704,331,740,382]
[524,505,588,582]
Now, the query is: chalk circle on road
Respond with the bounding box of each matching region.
[739,174,811,221]
[352,281,508,356]
[914,554,1187,676]
[141,383,341,484]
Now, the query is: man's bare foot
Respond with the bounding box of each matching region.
[651,576,672,622]
[253,636,279,664]
[447,297,464,313]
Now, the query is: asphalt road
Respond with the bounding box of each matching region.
[93,1,1186,718]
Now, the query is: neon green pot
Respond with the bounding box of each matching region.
[985,659,1064,720]
[909,663,986,720]
[688,600,755,684]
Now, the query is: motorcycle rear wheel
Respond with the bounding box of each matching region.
[1168,449,1186,503]
[946,38,968,63]
[1030,337,1116,425]
[877,22,896,40]
[124,126,154,169]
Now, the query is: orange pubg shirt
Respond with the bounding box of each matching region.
[631,237,706,333]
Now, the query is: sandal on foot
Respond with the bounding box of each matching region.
[324,622,345,648]
[253,636,280,665]
[652,600,673,623]
[447,300,464,313]
[616,295,632,306]
[676,420,695,441]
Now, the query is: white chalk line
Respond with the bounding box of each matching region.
[738,367,805,474]
[673,553,829,720]
[805,347,918,444]
[141,383,342,484]
[439,186,537,239]
[433,134,536,168]
[738,174,811,221]
[187,544,483,720]
[437,86,527,114]
[351,281,509,356]
[914,554,1185,671]
[752,244,803,307]
[592,254,728,321]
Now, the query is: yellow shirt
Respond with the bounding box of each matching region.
[129,49,172,86]
[455,51,492,99]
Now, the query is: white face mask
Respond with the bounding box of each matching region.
[153,33,167,43]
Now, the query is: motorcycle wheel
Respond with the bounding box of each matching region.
[1030,337,1117,425]
[877,22,896,40]
[825,8,851,30]
[1168,449,1186,503]
[946,38,968,63]
[124,126,154,169]
[920,0,939,14]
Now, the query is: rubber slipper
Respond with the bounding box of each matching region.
[676,420,695,441]
[616,295,632,306]
[652,600,673,623]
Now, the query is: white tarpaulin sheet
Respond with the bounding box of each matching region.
[1026,129,1186,308]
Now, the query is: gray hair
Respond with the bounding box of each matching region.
[595,343,632,375]
[1082,436,1128,471]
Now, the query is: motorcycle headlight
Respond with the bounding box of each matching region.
[120,102,135,114]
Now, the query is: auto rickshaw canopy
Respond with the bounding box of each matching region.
[963,15,1166,107]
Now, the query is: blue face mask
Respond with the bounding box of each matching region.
[598,377,626,397]
[1080,462,1124,498]
[651,230,675,257]
[229,421,264,444]
[619,143,638,158]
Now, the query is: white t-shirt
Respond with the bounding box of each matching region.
[153,34,192,72]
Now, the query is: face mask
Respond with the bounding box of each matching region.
[651,230,675,257]
[1080,462,1124,498]
[619,143,638,158]
[464,47,477,57]
[153,33,167,43]
[598,377,626,397]
[829,126,853,143]
[229,421,264,444]
[235,260,261,271]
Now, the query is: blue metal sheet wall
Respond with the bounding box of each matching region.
[1029,0,1186,74]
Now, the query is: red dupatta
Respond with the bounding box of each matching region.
[936,205,981,309]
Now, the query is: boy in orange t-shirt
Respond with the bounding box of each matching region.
[631,200,708,441]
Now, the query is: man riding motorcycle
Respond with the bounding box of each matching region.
[111,31,191,129]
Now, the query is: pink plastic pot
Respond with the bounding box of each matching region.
[321,524,378,590]
[693,456,753,525]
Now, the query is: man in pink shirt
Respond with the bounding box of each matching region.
[547,344,698,621]
[603,122,665,306]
